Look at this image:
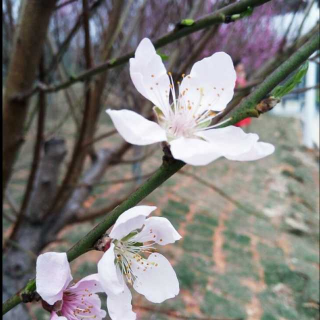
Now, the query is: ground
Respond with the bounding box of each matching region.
[6,114,319,320]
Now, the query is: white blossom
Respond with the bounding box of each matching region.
[106,38,274,166]
[97,205,182,320]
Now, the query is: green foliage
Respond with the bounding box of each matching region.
[271,62,309,98]
[156,50,169,61]
[180,19,194,26]
[201,291,246,318]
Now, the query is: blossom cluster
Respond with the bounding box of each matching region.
[36,38,274,319]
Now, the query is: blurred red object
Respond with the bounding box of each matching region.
[234,61,251,127]
[235,117,251,127]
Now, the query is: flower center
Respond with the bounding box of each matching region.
[114,239,157,285]
[61,288,97,319]
[153,72,224,140]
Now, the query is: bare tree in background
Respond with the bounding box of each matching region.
[2,0,317,319]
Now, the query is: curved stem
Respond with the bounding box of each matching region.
[216,32,320,127]
[2,158,185,315]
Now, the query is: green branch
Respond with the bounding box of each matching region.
[14,0,270,99]
[217,32,320,128]
[2,158,185,315]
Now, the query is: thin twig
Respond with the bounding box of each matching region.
[81,129,117,149]
[178,170,264,219]
[71,190,134,224]
[55,0,79,10]
[14,0,272,99]
[11,56,47,239]
[4,191,19,216]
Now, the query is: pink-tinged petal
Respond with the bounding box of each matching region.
[180,52,236,112]
[197,126,275,161]
[130,38,170,115]
[50,312,67,320]
[68,273,104,293]
[170,137,221,166]
[132,217,182,245]
[106,109,167,145]
[107,283,136,320]
[36,252,72,305]
[98,243,124,295]
[132,253,179,303]
[110,205,157,240]
[62,286,107,320]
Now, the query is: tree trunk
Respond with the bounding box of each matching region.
[3,139,66,320]
[3,0,57,194]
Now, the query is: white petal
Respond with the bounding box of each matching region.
[110,205,157,240]
[50,312,67,320]
[197,126,275,161]
[36,252,72,305]
[228,141,275,161]
[107,283,136,320]
[180,52,236,112]
[69,273,104,293]
[106,109,167,145]
[170,137,221,166]
[133,253,179,303]
[130,38,170,115]
[132,217,182,245]
[98,243,124,295]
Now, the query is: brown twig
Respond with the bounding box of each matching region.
[111,146,158,165]
[47,0,104,74]
[290,84,320,94]
[4,191,19,217]
[71,189,134,224]
[12,57,47,238]
[15,0,272,99]
[55,0,79,10]
[81,129,117,149]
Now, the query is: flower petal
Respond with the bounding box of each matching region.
[98,243,124,295]
[131,217,182,245]
[110,205,157,240]
[180,52,236,112]
[69,273,104,293]
[106,109,167,145]
[170,137,221,166]
[132,253,179,303]
[107,283,136,320]
[65,280,107,320]
[36,252,72,305]
[130,38,170,115]
[227,141,275,161]
[197,126,275,161]
[50,312,67,320]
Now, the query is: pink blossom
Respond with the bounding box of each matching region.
[36,252,106,320]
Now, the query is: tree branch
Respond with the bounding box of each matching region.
[215,32,320,127]
[16,0,271,98]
